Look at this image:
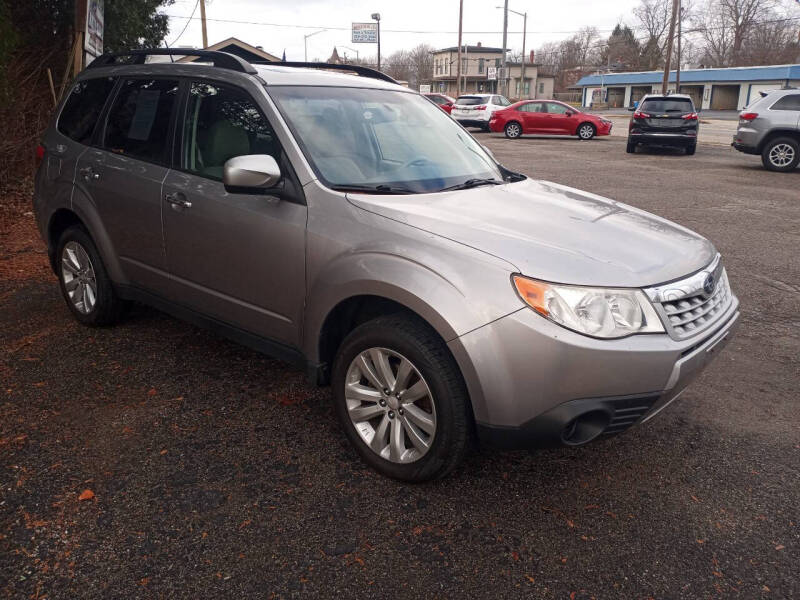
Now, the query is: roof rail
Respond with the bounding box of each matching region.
[87,49,258,74]
[251,61,398,84]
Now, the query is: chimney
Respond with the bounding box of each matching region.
[476,42,482,47]
[529,50,534,63]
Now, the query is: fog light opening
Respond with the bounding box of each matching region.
[561,410,610,446]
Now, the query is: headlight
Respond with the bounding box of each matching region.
[512,275,664,339]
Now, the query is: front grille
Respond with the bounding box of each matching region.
[644,254,734,341]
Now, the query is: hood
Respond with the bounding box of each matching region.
[347,179,716,288]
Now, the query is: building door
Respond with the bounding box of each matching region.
[710,84,740,110]
[630,86,650,107]
[679,85,703,109]
[606,87,625,108]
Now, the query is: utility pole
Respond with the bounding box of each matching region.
[199,0,208,48]
[501,0,509,97]
[457,0,463,96]
[676,1,683,91]
[662,0,679,95]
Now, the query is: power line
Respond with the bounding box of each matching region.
[169,0,200,46]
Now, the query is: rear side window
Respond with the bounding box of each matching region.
[456,96,485,106]
[771,94,800,111]
[640,98,694,113]
[58,77,116,144]
[103,78,179,163]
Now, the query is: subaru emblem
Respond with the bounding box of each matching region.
[703,273,715,296]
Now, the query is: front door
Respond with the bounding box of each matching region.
[162,80,307,347]
[544,102,574,134]
[75,77,179,292]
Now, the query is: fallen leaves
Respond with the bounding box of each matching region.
[78,489,95,501]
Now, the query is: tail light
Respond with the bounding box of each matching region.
[633,111,650,119]
[475,105,487,111]
[35,144,45,168]
[682,112,699,120]
[739,112,758,121]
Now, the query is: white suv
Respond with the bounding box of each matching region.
[451,94,511,131]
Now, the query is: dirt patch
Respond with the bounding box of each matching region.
[0,189,51,283]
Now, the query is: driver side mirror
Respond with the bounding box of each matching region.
[223,155,281,190]
[565,110,575,117]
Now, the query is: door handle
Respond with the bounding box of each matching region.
[164,192,192,209]
[79,166,100,181]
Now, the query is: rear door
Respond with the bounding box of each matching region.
[768,93,800,130]
[161,80,307,347]
[519,101,548,132]
[75,77,179,293]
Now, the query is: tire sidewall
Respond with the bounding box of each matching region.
[56,226,118,326]
[331,318,466,482]
[505,121,521,139]
[578,123,596,140]
[762,137,799,172]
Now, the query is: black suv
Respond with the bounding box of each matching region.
[627,94,699,155]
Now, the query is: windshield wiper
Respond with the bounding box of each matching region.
[330,184,420,195]
[438,178,502,192]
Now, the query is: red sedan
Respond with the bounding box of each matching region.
[489,100,612,140]
[424,93,455,114]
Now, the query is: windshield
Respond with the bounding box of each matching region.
[269,86,502,193]
[455,96,487,106]
[640,98,694,113]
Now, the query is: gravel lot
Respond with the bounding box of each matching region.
[2,136,798,599]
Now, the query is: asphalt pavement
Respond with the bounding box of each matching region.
[1,136,798,599]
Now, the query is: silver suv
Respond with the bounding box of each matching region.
[34,50,739,481]
[733,88,800,172]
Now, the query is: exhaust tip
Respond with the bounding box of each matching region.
[561,410,610,446]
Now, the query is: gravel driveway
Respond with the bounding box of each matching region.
[2,137,798,599]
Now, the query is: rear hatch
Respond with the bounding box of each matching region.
[633,97,697,132]
[453,96,487,117]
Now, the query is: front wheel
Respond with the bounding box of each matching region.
[577,123,596,140]
[331,315,471,482]
[761,137,799,172]
[504,121,522,139]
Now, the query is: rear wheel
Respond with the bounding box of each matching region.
[504,121,522,139]
[761,137,799,172]
[56,226,123,326]
[577,123,596,140]
[685,144,696,156]
[331,315,471,482]
[626,140,636,153]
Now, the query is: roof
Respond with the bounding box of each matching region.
[254,65,405,90]
[177,37,279,63]
[575,64,800,87]
[435,45,504,54]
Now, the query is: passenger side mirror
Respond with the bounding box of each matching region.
[223,155,281,190]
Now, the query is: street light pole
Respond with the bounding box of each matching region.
[340,45,360,61]
[304,29,325,62]
[371,13,381,71]
[676,1,683,92]
[500,7,527,98]
[501,0,509,97]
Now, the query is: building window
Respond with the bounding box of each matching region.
[478,58,485,74]
[538,82,544,94]
[495,58,500,68]
[462,58,468,73]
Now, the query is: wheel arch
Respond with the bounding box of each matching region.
[576,120,596,136]
[757,129,800,153]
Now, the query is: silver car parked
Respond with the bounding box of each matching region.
[34,50,739,481]
[733,88,800,172]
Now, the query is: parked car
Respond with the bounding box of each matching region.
[424,92,455,114]
[34,51,739,482]
[451,93,511,131]
[627,94,699,155]
[732,89,800,172]
[489,100,612,140]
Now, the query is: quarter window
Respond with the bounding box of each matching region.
[182,82,281,180]
[771,94,800,111]
[103,78,179,163]
[58,77,116,144]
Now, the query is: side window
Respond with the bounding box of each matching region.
[103,78,179,163]
[517,103,533,113]
[771,95,800,111]
[58,77,116,144]
[546,102,569,114]
[182,81,280,180]
[491,95,501,105]
[528,102,546,113]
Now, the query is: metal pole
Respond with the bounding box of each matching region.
[377,20,381,71]
[304,37,308,62]
[457,0,463,96]
[501,0,508,97]
[199,0,208,48]
[520,12,527,98]
[676,1,682,91]
[662,0,679,95]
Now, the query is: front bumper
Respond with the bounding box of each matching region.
[448,295,739,449]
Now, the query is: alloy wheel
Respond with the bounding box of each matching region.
[769,143,795,168]
[61,241,98,314]
[579,124,594,139]
[344,347,437,464]
[506,123,521,138]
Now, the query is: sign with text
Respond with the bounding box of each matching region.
[487,67,497,81]
[419,84,431,93]
[84,0,104,56]
[352,22,378,43]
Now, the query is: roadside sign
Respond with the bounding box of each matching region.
[352,22,378,43]
[487,67,497,81]
[419,84,431,93]
[84,0,104,56]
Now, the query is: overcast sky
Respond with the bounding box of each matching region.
[163,0,641,61]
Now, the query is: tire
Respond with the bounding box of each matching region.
[504,121,522,139]
[331,314,471,482]
[761,136,799,172]
[577,122,596,140]
[685,144,696,156]
[56,226,123,326]
[626,140,636,154]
